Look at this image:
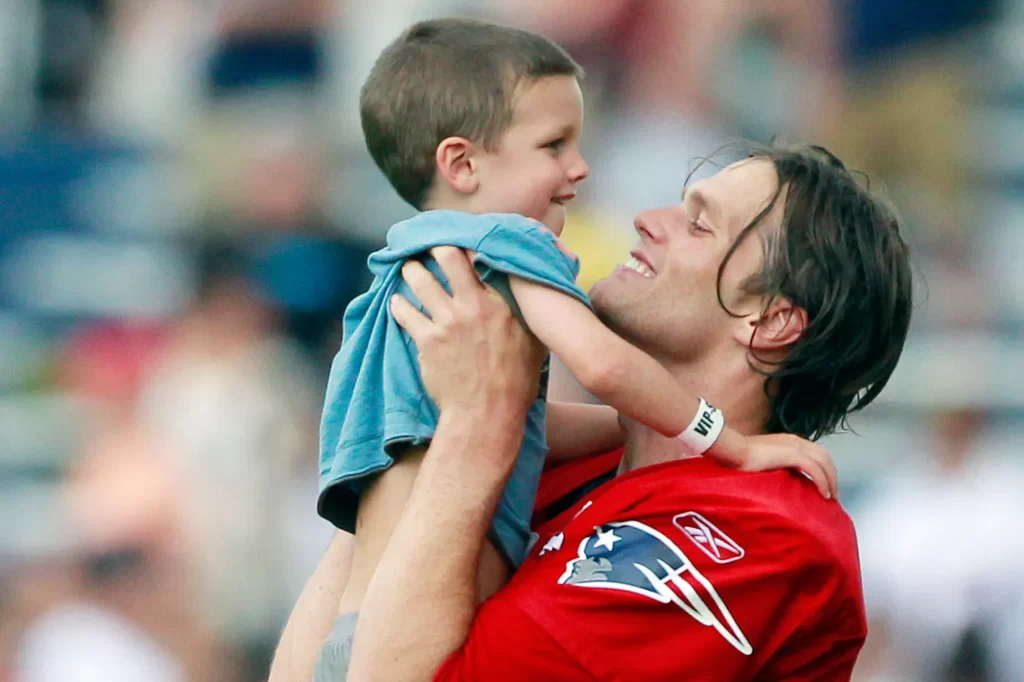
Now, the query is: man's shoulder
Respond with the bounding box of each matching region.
[597,458,862,575]
[510,456,866,676]
[534,455,861,577]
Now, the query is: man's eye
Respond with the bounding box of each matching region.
[691,219,712,234]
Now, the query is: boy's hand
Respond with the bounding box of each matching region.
[722,432,838,500]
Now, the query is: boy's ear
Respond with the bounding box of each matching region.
[435,136,479,195]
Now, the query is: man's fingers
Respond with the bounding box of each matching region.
[401,260,453,321]
[430,247,483,298]
[390,294,432,341]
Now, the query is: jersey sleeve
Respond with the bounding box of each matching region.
[471,214,591,309]
[432,598,595,682]
[501,485,865,681]
[769,635,862,681]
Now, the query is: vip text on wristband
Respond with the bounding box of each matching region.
[676,398,725,455]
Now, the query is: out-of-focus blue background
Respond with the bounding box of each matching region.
[0,1,1022,681]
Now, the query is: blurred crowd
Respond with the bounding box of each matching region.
[1,1,1022,681]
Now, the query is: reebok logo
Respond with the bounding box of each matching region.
[673,512,744,564]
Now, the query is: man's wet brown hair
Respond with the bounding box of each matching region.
[716,142,913,440]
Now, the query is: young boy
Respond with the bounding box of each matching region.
[315,17,836,676]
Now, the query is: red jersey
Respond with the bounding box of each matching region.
[435,456,867,681]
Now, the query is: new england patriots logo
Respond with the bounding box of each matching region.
[558,521,753,655]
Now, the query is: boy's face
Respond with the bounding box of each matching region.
[471,76,589,235]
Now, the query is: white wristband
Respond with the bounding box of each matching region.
[676,398,725,456]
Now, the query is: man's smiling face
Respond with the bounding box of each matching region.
[589,158,785,365]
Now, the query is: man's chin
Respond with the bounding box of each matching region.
[589,271,635,303]
[587,275,614,305]
[589,279,628,327]
[591,276,661,341]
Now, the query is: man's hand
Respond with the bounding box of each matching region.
[348,247,545,681]
[391,246,547,420]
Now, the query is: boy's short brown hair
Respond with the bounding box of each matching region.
[360,18,583,209]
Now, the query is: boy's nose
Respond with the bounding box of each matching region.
[568,153,589,184]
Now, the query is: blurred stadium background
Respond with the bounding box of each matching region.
[1,1,1022,681]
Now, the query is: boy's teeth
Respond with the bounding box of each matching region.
[623,257,655,278]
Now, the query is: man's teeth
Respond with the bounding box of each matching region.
[623,257,655,278]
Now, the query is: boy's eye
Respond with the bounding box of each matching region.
[543,138,566,152]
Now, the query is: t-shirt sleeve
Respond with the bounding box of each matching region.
[472,215,591,309]
[317,270,440,532]
[505,490,865,681]
[432,598,595,682]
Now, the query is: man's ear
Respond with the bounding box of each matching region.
[434,136,479,195]
[744,297,807,352]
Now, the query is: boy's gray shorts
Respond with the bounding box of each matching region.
[314,612,359,682]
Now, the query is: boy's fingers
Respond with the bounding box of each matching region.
[809,445,839,500]
[798,462,831,500]
[430,247,483,297]
[813,463,832,499]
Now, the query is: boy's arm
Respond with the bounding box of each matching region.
[268,531,354,682]
[509,276,702,438]
[546,402,623,462]
[509,277,838,498]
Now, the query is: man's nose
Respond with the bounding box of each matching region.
[633,208,672,244]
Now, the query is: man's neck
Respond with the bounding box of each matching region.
[619,350,770,474]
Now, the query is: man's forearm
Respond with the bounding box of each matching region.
[268,531,354,682]
[348,403,527,681]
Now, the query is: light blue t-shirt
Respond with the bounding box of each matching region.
[317,210,590,567]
